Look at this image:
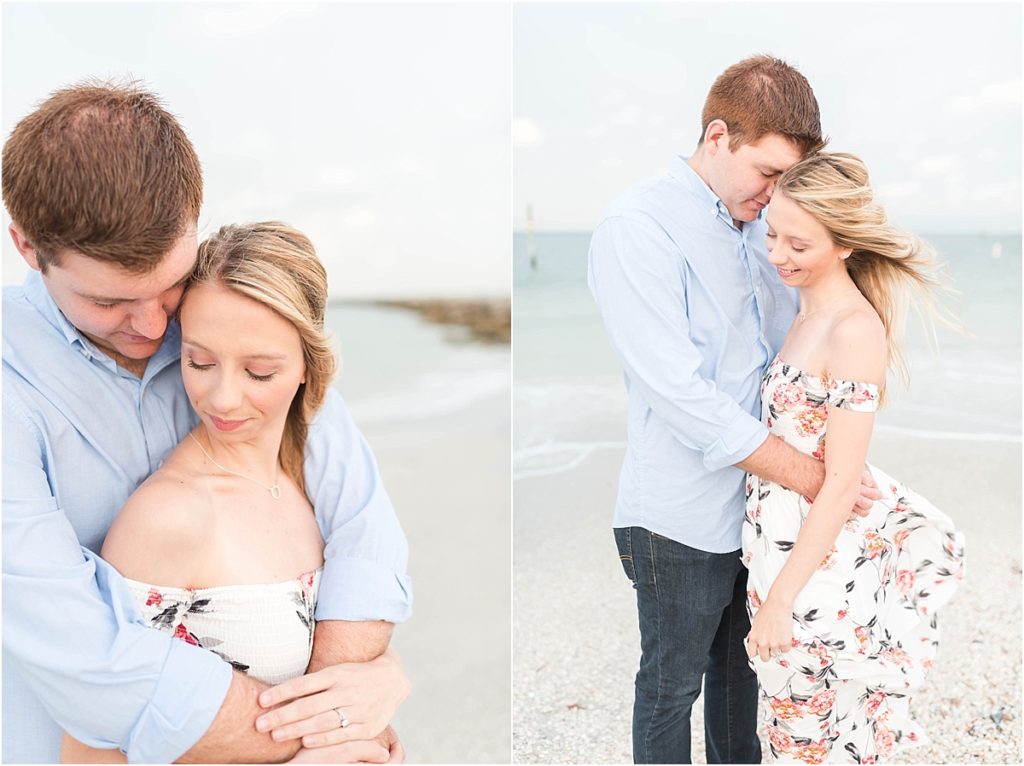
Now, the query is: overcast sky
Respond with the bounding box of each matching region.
[3,2,510,298]
[514,2,1022,234]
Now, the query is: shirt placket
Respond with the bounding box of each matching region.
[739,228,773,366]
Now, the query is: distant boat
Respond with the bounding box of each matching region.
[992,241,1003,258]
[527,203,538,271]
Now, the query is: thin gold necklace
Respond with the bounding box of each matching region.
[188,431,281,500]
[797,287,862,323]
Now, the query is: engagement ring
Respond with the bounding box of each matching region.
[334,707,350,729]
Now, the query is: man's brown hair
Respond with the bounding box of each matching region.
[2,79,202,273]
[701,55,826,157]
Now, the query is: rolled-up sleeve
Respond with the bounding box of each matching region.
[2,399,232,763]
[588,214,768,471]
[304,389,412,623]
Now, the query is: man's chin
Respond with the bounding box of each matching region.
[110,337,164,360]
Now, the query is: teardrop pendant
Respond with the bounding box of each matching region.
[270,485,282,500]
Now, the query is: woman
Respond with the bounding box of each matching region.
[742,153,965,763]
[63,223,407,764]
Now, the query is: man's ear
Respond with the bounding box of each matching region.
[703,119,730,156]
[9,224,43,271]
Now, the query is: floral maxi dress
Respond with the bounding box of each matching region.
[741,357,965,764]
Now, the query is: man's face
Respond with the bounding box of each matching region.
[35,231,198,362]
[705,132,803,224]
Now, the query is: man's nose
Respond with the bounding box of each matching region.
[131,301,168,339]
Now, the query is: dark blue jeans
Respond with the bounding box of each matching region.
[615,527,761,764]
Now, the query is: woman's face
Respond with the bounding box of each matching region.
[179,281,306,443]
[764,192,852,288]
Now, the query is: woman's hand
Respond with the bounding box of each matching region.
[746,597,794,663]
[256,648,410,747]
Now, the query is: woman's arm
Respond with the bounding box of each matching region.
[747,310,886,662]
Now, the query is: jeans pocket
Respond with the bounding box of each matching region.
[613,527,637,585]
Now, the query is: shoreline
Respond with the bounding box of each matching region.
[339,297,511,345]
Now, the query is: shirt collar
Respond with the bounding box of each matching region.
[21,269,183,376]
[23,270,85,349]
[668,155,765,230]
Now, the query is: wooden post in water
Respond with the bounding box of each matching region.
[527,203,538,271]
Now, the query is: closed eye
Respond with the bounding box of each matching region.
[246,370,276,382]
[186,358,213,371]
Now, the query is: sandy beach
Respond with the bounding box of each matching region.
[330,302,511,763]
[512,432,1021,764]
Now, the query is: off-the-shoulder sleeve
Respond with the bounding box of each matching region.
[826,378,879,412]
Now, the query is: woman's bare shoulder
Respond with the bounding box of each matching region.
[101,465,213,585]
[826,305,887,384]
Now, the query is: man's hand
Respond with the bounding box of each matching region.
[286,740,389,763]
[256,649,410,747]
[851,467,881,518]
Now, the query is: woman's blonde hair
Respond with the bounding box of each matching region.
[776,152,953,397]
[190,222,336,498]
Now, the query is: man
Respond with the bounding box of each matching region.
[3,82,412,763]
[588,56,877,764]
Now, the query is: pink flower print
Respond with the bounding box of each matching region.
[299,571,315,597]
[865,691,887,717]
[173,623,200,646]
[808,641,831,667]
[818,546,837,571]
[874,726,896,759]
[747,589,762,609]
[770,696,804,720]
[837,608,848,620]
[794,740,828,764]
[848,386,876,405]
[896,569,915,595]
[767,725,794,753]
[146,588,163,607]
[862,529,886,560]
[893,529,910,550]
[806,689,836,716]
[854,626,870,653]
[879,646,911,668]
[921,658,934,670]
[771,382,805,413]
[795,407,827,437]
[812,436,826,461]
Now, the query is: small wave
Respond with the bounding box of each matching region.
[348,370,509,424]
[514,440,626,480]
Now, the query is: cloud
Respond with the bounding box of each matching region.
[513,118,545,147]
[949,80,1022,113]
[610,104,642,126]
[340,206,377,230]
[876,181,924,204]
[913,154,963,178]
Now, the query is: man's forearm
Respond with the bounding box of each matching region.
[308,619,394,671]
[177,672,299,764]
[737,434,825,499]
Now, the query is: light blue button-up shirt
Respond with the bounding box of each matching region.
[588,155,798,553]
[3,271,413,763]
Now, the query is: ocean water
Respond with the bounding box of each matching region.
[325,302,510,426]
[513,230,1022,480]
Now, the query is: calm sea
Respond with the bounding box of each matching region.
[325,302,509,427]
[513,230,1022,479]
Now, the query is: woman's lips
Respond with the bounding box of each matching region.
[209,415,247,432]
